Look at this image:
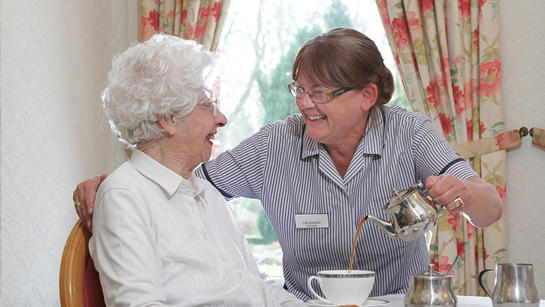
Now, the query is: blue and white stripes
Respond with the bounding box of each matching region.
[195,106,477,301]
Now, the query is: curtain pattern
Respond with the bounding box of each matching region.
[140,0,230,51]
[376,0,505,295]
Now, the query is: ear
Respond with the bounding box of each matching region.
[157,114,177,136]
[359,83,378,111]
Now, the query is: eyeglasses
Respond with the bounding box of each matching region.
[288,82,353,104]
[201,89,220,117]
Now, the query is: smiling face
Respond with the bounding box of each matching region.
[290,29,394,151]
[172,99,227,168]
[295,73,372,147]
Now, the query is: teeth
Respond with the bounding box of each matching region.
[308,115,326,120]
[206,133,220,146]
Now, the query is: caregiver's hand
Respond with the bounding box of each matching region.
[426,174,502,227]
[72,174,107,231]
[426,174,471,212]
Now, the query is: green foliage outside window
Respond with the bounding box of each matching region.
[257,0,356,125]
[257,210,278,244]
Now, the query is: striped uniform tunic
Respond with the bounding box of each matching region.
[194,106,477,301]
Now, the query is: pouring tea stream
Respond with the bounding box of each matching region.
[348,181,464,272]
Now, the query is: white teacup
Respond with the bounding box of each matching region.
[307,270,375,305]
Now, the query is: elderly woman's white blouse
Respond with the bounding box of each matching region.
[89,150,305,307]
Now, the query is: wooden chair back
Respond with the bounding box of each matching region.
[59,221,106,307]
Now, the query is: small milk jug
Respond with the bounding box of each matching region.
[479,263,540,307]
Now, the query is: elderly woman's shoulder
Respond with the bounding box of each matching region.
[97,161,142,193]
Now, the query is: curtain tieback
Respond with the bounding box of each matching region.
[528,127,545,148]
[453,127,545,159]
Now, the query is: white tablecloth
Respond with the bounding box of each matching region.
[374,294,545,306]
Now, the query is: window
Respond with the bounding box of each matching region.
[216,0,408,277]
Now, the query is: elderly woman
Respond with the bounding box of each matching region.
[78,29,502,301]
[89,34,306,307]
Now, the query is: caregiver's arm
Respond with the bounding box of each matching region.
[194,123,272,200]
[426,174,503,227]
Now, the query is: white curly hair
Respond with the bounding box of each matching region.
[101,33,217,146]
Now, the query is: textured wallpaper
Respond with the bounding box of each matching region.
[500,1,545,296]
[0,1,136,305]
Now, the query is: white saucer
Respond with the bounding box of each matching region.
[307,298,390,306]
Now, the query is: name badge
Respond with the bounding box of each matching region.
[295,214,329,229]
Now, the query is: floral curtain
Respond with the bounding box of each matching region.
[140,0,231,51]
[376,0,505,295]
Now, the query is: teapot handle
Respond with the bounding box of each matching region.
[478,269,496,298]
[426,195,443,213]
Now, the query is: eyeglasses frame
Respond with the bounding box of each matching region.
[288,82,353,104]
[201,89,219,117]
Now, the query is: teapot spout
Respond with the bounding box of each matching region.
[367,215,397,238]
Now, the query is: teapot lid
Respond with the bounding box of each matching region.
[412,264,451,280]
[386,180,424,209]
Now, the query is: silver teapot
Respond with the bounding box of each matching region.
[404,263,457,307]
[367,180,441,241]
[479,263,540,306]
